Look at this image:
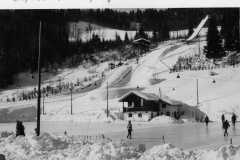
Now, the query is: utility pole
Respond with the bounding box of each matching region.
[196,78,199,107]
[159,88,162,114]
[159,87,162,99]
[42,93,45,115]
[198,36,201,55]
[107,81,109,118]
[70,87,73,115]
[36,21,42,136]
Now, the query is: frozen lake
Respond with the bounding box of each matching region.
[1,121,240,150]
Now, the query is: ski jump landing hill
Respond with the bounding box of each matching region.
[186,15,209,42]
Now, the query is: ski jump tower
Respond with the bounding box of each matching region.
[186,15,209,42]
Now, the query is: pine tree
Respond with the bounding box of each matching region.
[124,32,130,43]
[152,30,158,42]
[205,16,225,60]
[161,23,170,40]
[134,26,148,40]
[221,9,239,51]
[188,23,194,37]
[115,32,122,45]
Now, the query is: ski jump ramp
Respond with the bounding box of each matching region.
[186,15,209,42]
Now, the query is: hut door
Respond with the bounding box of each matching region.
[162,103,167,114]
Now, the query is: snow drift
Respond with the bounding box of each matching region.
[1,132,240,160]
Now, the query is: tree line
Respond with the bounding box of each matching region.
[0,9,235,88]
[205,8,240,60]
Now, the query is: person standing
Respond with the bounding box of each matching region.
[221,114,225,128]
[16,120,25,137]
[223,120,230,137]
[205,115,209,127]
[127,120,133,139]
[231,113,237,127]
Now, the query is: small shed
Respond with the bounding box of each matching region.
[119,91,181,121]
[119,90,205,121]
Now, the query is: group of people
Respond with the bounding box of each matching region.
[3,83,76,103]
[1,72,106,103]
[221,113,237,137]
[170,54,215,73]
[204,113,237,137]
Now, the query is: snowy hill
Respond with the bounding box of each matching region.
[69,21,152,42]
[1,34,240,122]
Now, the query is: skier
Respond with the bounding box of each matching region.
[231,113,237,127]
[204,115,209,127]
[127,120,133,139]
[223,120,230,137]
[221,114,225,128]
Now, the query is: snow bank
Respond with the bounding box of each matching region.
[0,132,141,160]
[139,144,200,160]
[140,143,240,160]
[1,133,240,160]
[150,115,177,124]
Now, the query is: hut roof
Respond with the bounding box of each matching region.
[119,90,182,106]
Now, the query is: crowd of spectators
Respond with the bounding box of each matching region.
[170,54,216,73]
[1,72,105,103]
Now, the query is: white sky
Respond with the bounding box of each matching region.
[1,0,240,9]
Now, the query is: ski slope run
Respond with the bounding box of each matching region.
[128,42,177,87]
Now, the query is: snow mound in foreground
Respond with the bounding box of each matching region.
[139,143,201,160]
[1,133,240,160]
[0,132,141,160]
[140,144,240,160]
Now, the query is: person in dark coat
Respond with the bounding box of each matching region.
[127,120,133,139]
[221,114,225,128]
[204,115,209,127]
[231,113,237,127]
[223,120,230,137]
[16,121,25,137]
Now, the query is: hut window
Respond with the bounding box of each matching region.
[138,113,142,118]
[128,113,132,117]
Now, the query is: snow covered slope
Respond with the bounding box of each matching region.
[1,35,240,122]
[69,21,152,42]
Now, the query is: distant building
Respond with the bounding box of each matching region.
[119,90,204,121]
[133,38,151,46]
[129,22,141,30]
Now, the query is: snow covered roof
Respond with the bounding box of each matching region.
[119,90,159,102]
[133,38,151,44]
[159,96,183,106]
[119,90,182,106]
